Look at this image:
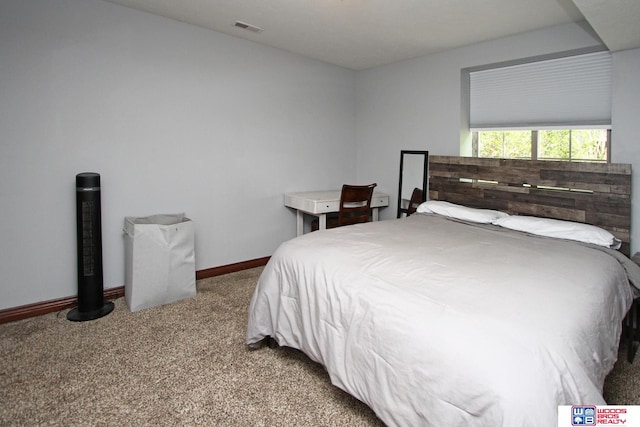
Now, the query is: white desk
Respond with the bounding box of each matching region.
[285,190,390,236]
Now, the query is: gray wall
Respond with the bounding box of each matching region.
[2,0,639,311]
[611,48,640,256]
[0,0,356,310]
[355,23,640,254]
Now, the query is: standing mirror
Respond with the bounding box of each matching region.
[397,150,429,218]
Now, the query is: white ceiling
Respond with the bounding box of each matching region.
[102,0,640,70]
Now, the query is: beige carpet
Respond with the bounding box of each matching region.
[1,267,638,426]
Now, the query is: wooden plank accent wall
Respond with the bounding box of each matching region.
[429,156,632,255]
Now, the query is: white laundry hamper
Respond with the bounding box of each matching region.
[123,213,195,312]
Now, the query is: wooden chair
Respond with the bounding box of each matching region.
[336,183,377,226]
[312,183,377,231]
[398,187,424,217]
[406,187,424,216]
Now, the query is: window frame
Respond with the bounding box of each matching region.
[471,128,611,163]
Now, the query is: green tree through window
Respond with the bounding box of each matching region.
[474,129,609,162]
[478,131,531,159]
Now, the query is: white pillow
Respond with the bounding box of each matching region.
[493,215,622,249]
[416,200,509,224]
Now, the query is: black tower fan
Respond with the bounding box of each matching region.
[67,173,114,321]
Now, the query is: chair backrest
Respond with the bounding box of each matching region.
[338,183,377,226]
[407,187,424,216]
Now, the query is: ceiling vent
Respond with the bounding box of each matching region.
[234,21,264,33]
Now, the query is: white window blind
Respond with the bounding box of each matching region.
[469,51,612,130]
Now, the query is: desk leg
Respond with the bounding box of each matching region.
[372,207,379,221]
[296,210,304,236]
[319,214,327,230]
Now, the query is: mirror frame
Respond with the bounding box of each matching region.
[397,150,429,218]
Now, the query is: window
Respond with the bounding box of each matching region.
[475,130,531,159]
[473,129,610,162]
[467,50,612,163]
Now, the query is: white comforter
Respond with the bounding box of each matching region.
[246,214,637,427]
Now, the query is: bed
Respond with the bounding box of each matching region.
[246,156,639,427]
